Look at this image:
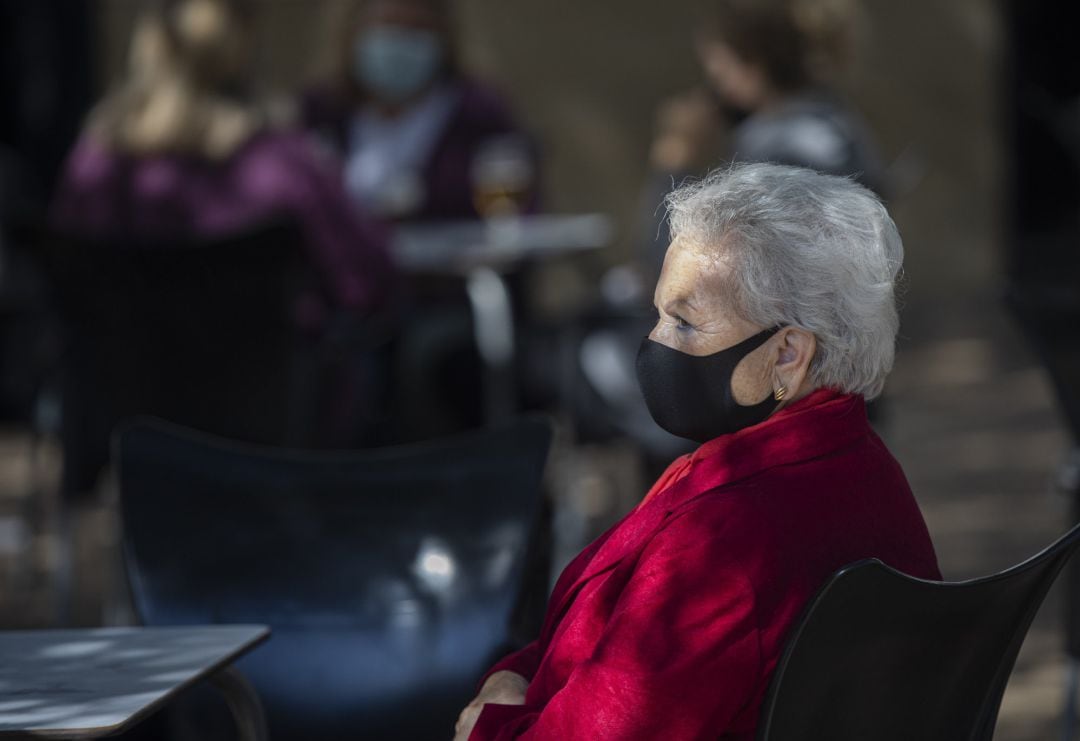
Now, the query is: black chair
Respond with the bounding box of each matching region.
[756,523,1080,741]
[1006,285,1080,738]
[31,221,311,497]
[115,416,552,741]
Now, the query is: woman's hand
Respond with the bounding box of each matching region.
[452,671,529,741]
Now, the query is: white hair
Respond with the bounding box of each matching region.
[665,162,904,399]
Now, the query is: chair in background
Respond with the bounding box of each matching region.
[31,220,311,499]
[115,416,552,741]
[755,523,1080,741]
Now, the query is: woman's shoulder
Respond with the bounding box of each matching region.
[58,133,125,189]
[733,92,882,188]
[233,127,341,186]
[649,449,870,562]
[651,483,771,561]
[238,126,321,159]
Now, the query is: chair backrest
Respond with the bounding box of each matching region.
[37,221,308,492]
[115,416,552,741]
[757,523,1080,741]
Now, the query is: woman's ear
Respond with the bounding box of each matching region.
[773,327,817,401]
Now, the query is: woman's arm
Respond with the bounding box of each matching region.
[454,670,529,741]
[467,506,764,740]
[478,640,542,686]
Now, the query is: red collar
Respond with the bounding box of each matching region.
[543,389,870,635]
[643,389,868,508]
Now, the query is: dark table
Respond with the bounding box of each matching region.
[0,625,269,740]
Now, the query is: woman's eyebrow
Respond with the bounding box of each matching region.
[666,296,699,313]
[655,288,701,313]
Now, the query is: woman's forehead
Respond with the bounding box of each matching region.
[657,239,733,307]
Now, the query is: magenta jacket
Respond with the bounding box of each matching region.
[472,390,940,740]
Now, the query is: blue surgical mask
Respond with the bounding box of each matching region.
[353,27,444,103]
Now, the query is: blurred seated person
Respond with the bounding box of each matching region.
[301,0,537,223]
[301,0,539,441]
[52,0,396,326]
[454,164,940,740]
[645,0,883,275]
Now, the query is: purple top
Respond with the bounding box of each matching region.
[300,79,538,222]
[51,129,397,314]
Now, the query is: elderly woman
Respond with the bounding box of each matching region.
[455,163,940,740]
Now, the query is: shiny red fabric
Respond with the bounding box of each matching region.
[471,389,940,740]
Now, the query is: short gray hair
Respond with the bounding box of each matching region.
[665,162,903,399]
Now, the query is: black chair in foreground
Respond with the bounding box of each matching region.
[756,523,1080,741]
[31,220,310,498]
[115,416,552,741]
[1006,286,1080,739]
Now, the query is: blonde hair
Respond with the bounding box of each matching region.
[88,0,264,159]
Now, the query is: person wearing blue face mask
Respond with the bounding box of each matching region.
[354,23,445,105]
[301,0,537,222]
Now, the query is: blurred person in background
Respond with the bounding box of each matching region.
[51,0,396,324]
[599,0,888,448]
[645,0,883,276]
[301,0,537,223]
[300,0,540,441]
[586,0,885,479]
[50,0,400,449]
[455,164,938,741]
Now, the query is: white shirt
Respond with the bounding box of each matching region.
[344,85,459,217]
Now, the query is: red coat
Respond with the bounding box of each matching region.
[471,389,940,740]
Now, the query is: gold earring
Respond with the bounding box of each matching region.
[774,385,787,402]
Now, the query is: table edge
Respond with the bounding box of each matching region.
[0,625,271,740]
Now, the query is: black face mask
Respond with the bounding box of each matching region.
[635,327,782,443]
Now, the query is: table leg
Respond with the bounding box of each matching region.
[466,267,516,422]
[208,665,267,741]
